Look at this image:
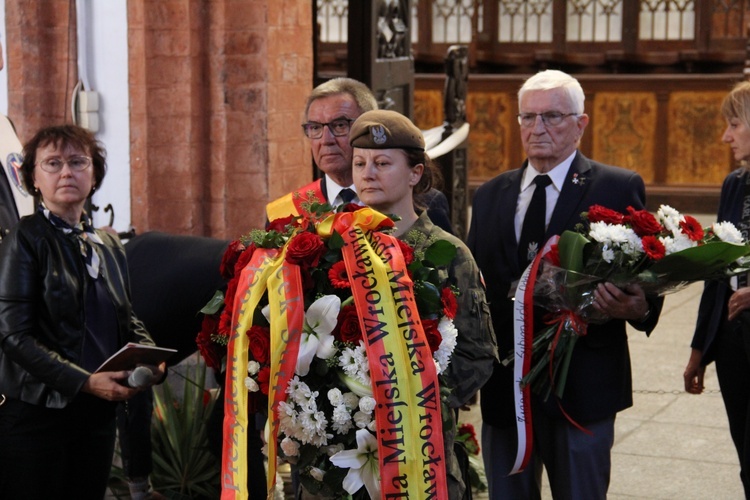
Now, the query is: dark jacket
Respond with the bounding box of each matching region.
[692,168,747,364]
[468,152,662,427]
[0,212,152,408]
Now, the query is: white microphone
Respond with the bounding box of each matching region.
[126,366,155,388]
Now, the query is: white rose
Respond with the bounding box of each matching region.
[247,360,260,375]
[358,396,376,414]
[244,376,259,392]
[280,437,300,457]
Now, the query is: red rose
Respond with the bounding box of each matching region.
[220,240,245,279]
[196,314,223,370]
[233,244,257,277]
[248,325,271,364]
[256,366,270,395]
[587,205,625,225]
[266,215,295,233]
[341,203,362,213]
[397,239,415,266]
[680,215,704,242]
[441,287,458,319]
[286,231,326,267]
[333,304,363,343]
[627,206,663,237]
[422,318,442,353]
[642,235,666,260]
[328,261,351,289]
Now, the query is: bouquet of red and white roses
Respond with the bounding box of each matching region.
[197,202,460,499]
[504,204,750,476]
[507,204,750,403]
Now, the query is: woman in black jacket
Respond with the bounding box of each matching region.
[684,81,750,498]
[0,125,163,499]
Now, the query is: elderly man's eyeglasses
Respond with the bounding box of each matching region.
[37,156,92,173]
[302,118,354,139]
[517,112,578,128]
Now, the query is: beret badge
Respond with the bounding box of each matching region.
[371,125,387,145]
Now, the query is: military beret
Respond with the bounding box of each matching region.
[349,110,425,151]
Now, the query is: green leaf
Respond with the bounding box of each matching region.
[424,239,457,267]
[415,281,441,314]
[649,241,750,281]
[199,290,225,315]
[327,230,345,250]
[557,230,590,274]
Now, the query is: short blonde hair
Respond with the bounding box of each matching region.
[721,81,750,128]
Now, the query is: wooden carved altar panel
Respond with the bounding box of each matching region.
[667,92,729,186]
[466,91,514,181]
[413,89,443,128]
[592,92,657,183]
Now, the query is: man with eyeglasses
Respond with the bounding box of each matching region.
[467,70,663,499]
[265,77,453,234]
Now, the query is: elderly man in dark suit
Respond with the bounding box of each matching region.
[467,70,662,500]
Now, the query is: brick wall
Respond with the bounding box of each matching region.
[5,0,79,142]
[128,0,313,239]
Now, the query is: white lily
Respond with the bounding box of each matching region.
[296,295,341,376]
[329,428,380,498]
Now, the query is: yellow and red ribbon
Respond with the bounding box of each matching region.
[222,207,447,499]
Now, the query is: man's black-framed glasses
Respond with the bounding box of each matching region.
[517,112,578,128]
[302,118,354,139]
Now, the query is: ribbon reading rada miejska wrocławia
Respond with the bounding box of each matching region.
[325,209,449,498]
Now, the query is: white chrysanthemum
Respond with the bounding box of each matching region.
[287,377,314,405]
[327,388,344,406]
[660,232,696,255]
[280,437,300,457]
[277,401,298,434]
[244,376,259,392]
[331,404,354,435]
[588,221,614,244]
[434,317,458,374]
[332,404,352,424]
[601,246,615,263]
[338,346,359,376]
[713,221,744,244]
[657,205,682,234]
[358,396,376,414]
[353,410,372,429]
[622,232,644,257]
[342,392,360,410]
[248,360,260,376]
[309,467,325,482]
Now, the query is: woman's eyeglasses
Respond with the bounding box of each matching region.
[37,156,92,173]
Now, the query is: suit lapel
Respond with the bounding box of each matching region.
[547,153,592,238]
[500,166,524,275]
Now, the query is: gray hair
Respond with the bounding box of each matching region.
[304,78,378,120]
[518,70,585,114]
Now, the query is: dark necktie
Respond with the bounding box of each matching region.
[518,174,552,268]
[339,188,356,204]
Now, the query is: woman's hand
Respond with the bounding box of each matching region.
[683,348,705,394]
[728,287,750,321]
[592,282,649,320]
[81,371,139,402]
